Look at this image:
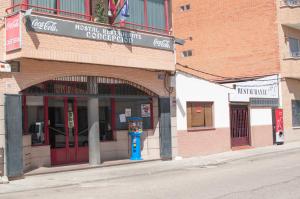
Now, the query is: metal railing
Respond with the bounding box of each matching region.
[6,3,170,35]
[6,3,91,21]
[281,0,300,7]
[290,51,300,57]
[113,21,169,35]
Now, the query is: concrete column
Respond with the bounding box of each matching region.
[87,77,101,165]
[0,94,8,183]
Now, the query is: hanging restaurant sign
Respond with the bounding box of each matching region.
[229,75,279,102]
[25,15,174,51]
[6,13,22,52]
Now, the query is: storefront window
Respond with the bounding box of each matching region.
[99,99,113,141]
[77,98,89,146]
[187,102,213,129]
[115,98,152,130]
[26,96,45,145]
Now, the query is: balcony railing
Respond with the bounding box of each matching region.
[6,3,170,35]
[290,51,300,57]
[281,0,300,7]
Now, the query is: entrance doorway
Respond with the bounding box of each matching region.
[230,104,250,147]
[48,97,88,165]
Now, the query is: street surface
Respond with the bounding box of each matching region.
[1,149,300,199]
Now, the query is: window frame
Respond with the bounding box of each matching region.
[288,37,300,58]
[11,0,170,33]
[181,50,193,57]
[292,100,300,128]
[186,101,215,131]
[180,4,190,12]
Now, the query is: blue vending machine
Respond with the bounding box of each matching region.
[128,117,143,160]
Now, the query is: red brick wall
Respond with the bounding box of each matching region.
[0,0,11,62]
[173,0,280,81]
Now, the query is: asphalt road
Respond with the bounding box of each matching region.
[1,149,300,199]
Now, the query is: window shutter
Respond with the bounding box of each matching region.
[187,102,192,128]
[204,104,213,127]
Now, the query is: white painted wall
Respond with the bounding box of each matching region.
[250,108,272,126]
[176,71,233,130]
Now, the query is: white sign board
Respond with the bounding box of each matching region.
[0,63,11,72]
[229,75,279,102]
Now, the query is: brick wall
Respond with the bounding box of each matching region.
[0,58,171,96]
[0,0,11,62]
[173,0,280,80]
[5,15,175,72]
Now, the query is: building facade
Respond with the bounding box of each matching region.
[176,70,279,157]
[173,0,297,156]
[0,0,177,179]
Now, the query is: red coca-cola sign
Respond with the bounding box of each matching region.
[275,108,284,132]
[6,13,21,52]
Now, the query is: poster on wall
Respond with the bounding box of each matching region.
[125,108,131,117]
[6,13,21,52]
[141,104,151,117]
[119,114,126,123]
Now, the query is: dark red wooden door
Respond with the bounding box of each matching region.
[230,105,250,147]
[49,97,88,165]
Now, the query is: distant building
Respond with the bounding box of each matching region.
[173,0,298,156]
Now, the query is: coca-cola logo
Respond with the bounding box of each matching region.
[153,39,171,49]
[7,18,19,30]
[31,19,58,32]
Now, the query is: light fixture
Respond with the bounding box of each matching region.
[24,8,33,18]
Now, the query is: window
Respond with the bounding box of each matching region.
[12,0,88,19]
[99,99,113,141]
[25,96,45,145]
[288,37,300,57]
[115,98,152,130]
[181,50,193,57]
[187,102,213,129]
[292,100,300,127]
[180,4,190,11]
[284,0,300,7]
[116,0,168,33]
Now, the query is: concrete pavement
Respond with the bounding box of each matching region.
[0,141,300,195]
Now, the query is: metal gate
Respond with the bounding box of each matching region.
[5,94,23,178]
[230,105,250,147]
[159,97,172,160]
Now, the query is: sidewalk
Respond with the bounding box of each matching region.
[1,141,300,194]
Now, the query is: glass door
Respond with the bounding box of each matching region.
[49,97,68,165]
